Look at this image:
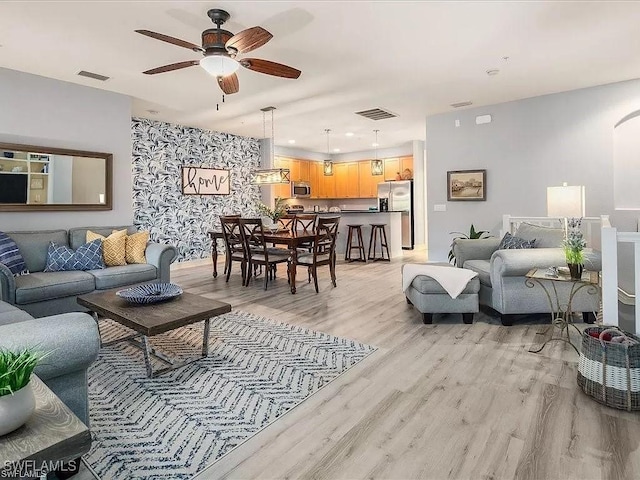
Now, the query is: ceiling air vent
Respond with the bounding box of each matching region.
[355,108,397,121]
[77,70,110,82]
[450,101,473,108]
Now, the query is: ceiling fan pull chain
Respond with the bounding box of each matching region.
[222,94,225,103]
[216,103,219,111]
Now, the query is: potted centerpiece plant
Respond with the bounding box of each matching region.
[563,217,587,280]
[0,348,46,436]
[256,197,288,230]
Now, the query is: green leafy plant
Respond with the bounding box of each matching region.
[256,197,288,222]
[563,217,587,265]
[448,224,491,265]
[0,348,48,397]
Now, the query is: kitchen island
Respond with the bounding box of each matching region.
[308,210,403,259]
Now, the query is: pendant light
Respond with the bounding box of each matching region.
[323,129,333,176]
[253,106,290,185]
[371,129,383,176]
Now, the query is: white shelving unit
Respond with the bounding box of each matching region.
[0,151,54,204]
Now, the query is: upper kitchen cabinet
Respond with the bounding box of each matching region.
[273,156,291,198]
[288,158,310,183]
[309,161,320,198]
[400,156,413,178]
[358,160,378,198]
[334,162,359,198]
[383,158,400,181]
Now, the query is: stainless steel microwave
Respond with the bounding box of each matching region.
[291,181,311,198]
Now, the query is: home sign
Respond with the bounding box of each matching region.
[181,166,230,195]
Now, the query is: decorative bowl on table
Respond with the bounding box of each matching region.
[116,283,183,304]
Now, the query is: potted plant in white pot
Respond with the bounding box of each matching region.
[256,197,288,231]
[563,217,587,280]
[0,348,46,436]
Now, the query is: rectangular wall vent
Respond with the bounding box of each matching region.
[77,70,110,81]
[355,108,397,121]
[450,101,473,108]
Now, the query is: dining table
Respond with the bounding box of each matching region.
[208,229,317,294]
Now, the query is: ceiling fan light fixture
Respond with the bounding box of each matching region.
[200,55,240,77]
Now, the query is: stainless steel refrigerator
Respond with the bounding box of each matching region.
[377,180,414,249]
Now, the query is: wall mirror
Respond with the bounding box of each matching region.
[0,142,112,211]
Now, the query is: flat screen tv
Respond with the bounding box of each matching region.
[0,174,28,203]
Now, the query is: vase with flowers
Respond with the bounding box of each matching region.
[563,217,587,280]
[256,197,288,231]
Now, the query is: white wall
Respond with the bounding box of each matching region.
[426,79,640,265]
[0,67,132,230]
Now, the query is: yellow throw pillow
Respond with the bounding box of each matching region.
[120,230,149,264]
[86,229,127,266]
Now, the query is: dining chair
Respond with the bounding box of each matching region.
[293,214,317,252]
[220,214,241,276]
[220,216,247,284]
[239,218,291,290]
[295,216,340,293]
[278,214,297,232]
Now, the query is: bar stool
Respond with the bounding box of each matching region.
[344,224,366,262]
[368,224,390,261]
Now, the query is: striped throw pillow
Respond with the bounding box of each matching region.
[0,232,29,276]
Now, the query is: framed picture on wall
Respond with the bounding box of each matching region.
[181,166,231,195]
[447,169,486,201]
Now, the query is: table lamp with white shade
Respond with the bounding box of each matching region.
[547,182,585,236]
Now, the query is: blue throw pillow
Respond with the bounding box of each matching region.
[0,231,29,276]
[498,232,536,250]
[44,239,105,272]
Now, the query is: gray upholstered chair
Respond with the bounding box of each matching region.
[0,301,100,426]
[452,222,601,326]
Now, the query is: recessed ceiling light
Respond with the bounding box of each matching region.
[372,143,379,147]
[288,139,296,144]
[486,69,500,76]
[147,109,159,115]
[333,148,340,152]
[345,132,354,137]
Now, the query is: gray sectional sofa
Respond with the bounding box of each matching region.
[452,222,602,326]
[0,226,177,317]
[0,301,100,426]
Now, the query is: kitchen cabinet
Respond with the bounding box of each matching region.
[358,160,379,198]
[384,158,400,181]
[333,162,359,198]
[273,156,291,199]
[322,167,336,198]
[309,161,320,198]
[400,156,413,178]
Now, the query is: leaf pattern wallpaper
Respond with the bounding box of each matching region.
[132,118,262,262]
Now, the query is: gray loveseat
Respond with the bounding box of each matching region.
[0,226,177,317]
[0,301,100,426]
[452,222,602,326]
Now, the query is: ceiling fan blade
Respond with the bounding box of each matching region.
[218,73,239,94]
[135,29,203,52]
[239,58,301,79]
[143,60,200,75]
[225,26,273,55]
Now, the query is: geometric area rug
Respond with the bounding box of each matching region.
[84,310,377,479]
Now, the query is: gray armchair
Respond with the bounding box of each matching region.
[453,234,602,326]
[0,302,100,425]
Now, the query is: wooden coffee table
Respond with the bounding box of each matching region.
[77,288,231,378]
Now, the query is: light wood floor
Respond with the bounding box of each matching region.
[82,252,640,480]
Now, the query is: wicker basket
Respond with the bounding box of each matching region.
[577,326,640,411]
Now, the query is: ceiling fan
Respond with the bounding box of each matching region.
[135,8,301,95]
